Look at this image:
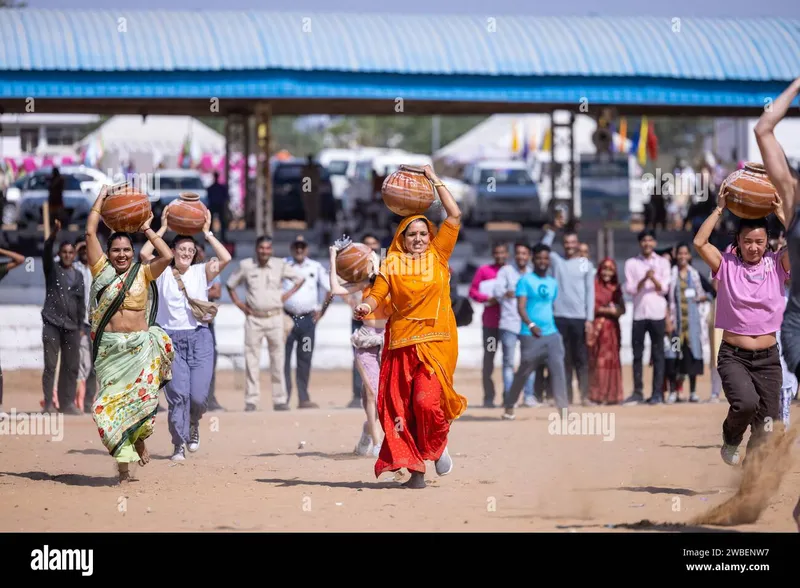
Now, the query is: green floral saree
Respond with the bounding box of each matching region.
[89,257,174,463]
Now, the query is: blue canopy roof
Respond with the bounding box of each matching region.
[0,9,798,110]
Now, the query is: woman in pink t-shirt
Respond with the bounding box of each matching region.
[693,188,790,468]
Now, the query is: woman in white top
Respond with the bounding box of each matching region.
[141,205,231,461]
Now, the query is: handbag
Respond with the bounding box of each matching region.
[172,267,219,323]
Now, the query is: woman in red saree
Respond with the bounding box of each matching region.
[354,165,466,489]
[587,258,626,404]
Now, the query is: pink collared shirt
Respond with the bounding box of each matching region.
[623,254,671,320]
[713,250,789,336]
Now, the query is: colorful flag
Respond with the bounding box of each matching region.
[511,121,519,155]
[646,120,658,160]
[618,118,627,153]
[637,117,648,166]
[179,135,191,168]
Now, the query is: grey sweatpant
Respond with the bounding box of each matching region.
[164,326,215,447]
[504,333,568,410]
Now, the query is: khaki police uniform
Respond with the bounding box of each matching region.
[226,257,304,408]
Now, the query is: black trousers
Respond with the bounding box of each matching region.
[285,313,316,403]
[483,326,500,405]
[631,318,666,400]
[555,317,589,404]
[352,318,363,401]
[209,204,228,242]
[42,322,81,408]
[717,342,782,450]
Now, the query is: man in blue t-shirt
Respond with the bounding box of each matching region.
[502,243,568,419]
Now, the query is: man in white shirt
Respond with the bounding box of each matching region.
[283,235,333,408]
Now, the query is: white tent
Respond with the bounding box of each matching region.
[76,115,224,157]
[433,113,633,165]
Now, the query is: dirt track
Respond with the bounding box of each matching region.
[1,367,798,532]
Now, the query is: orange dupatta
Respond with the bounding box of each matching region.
[365,214,467,421]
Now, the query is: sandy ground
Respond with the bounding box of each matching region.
[1,367,798,533]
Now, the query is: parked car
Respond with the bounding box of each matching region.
[461,160,544,227]
[15,166,110,230]
[272,159,335,223]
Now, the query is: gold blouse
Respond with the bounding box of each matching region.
[90,255,155,311]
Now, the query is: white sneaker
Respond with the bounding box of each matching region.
[720,442,740,466]
[188,424,200,453]
[170,445,186,461]
[435,446,453,476]
[354,426,372,456]
[372,443,381,458]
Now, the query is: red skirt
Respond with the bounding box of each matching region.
[374,344,450,477]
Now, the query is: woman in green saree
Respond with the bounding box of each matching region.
[85,186,175,483]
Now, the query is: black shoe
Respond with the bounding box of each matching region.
[347,398,362,409]
[188,424,200,452]
[245,403,257,412]
[647,395,663,405]
[59,404,82,415]
[273,403,290,411]
[622,394,644,406]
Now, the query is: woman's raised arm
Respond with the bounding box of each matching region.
[139,213,173,279]
[754,77,800,227]
[202,210,232,283]
[423,165,460,226]
[85,186,110,268]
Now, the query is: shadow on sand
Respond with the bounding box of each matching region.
[581,486,721,497]
[255,477,406,490]
[660,444,719,450]
[554,520,742,533]
[66,448,108,456]
[254,451,364,461]
[0,470,118,487]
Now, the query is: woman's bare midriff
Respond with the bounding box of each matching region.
[362,318,387,329]
[722,331,777,350]
[104,309,149,334]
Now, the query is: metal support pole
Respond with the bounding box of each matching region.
[568,111,575,221]
[255,103,273,237]
[549,111,555,217]
[224,114,230,232]
[607,227,615,261]
[597,227,605,262]
[244,113,251,222]
[264,108,273,237]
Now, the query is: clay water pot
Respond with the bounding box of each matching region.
[381,165,436,217]
[100,183,151,233]
[168,192,207,235]
[721,162,778,220]
[336,242,374,284]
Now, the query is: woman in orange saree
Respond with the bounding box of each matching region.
[587,258,626,405]
[354,165,466,489]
